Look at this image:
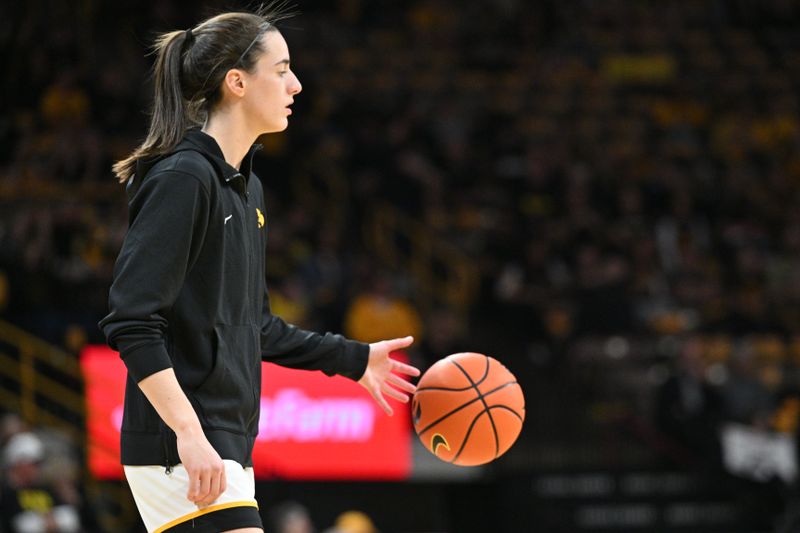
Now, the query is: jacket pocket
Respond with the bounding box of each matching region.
[190,324,259,432]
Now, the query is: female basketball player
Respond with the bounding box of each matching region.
[99,7,419,533]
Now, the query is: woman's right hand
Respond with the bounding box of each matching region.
[177,426,227,507]
[137,369,227,507]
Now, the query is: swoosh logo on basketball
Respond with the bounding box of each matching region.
[431,434,450,456]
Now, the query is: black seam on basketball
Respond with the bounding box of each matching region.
[450,359,500,458]
[486,404,524,422]
[416,381,519,436]
[451,409,486,464]
[474,355,491,387]
[417,356,491,393]
[416,385,475,393]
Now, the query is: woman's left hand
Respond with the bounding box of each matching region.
[359,336,420,415]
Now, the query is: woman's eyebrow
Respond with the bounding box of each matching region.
[274,59,290,66]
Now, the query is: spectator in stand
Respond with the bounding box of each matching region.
[0,432,82,533]
[322,510,377,533]
[417,307,467,367]
[268,500,315,533]
[344,271,423,344]
[719,342,777,428]
[655,337,722,465]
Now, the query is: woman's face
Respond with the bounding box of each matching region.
[241,30,302,134]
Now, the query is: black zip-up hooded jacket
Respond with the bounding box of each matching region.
[99,130,369,467]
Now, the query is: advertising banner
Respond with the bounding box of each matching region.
[81,345,411,480]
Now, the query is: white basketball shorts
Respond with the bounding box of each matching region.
[124,460,259,533]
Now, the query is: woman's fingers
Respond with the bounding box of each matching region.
[186,471,200,502]
[186,463,226,506]
[371,387,393,416]
[177,433,226,506]
[387,373,417,394]
[384,336,415,352]
[382,382,410,403]
[219,465,227,496]
[197,469,211,503]
[392,360,421,377]
[198,474,216,507]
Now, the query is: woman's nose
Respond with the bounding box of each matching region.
[289,72,302,95]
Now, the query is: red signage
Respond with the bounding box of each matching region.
[80,345,411,480]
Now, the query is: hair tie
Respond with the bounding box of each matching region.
[184,28,194,45]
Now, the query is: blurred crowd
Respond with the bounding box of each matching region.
[0,413,100,532]
[3,0,800,496]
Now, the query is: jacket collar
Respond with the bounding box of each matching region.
[180,128,262,184]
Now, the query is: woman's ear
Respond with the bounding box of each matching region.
[221,68,247,99]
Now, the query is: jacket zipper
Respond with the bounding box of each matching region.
[163,435,173,475]
[232,175,259,422]
[237,176,260,423]
[235,174,253,322]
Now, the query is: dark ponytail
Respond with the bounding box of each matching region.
[112,30,192,183]
[113,4,296,183]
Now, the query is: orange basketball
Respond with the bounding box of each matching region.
[411,352,525,466]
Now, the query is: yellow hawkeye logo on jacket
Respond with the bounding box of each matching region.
[256,208,265,228]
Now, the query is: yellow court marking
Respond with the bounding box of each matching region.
[153,501,259,533]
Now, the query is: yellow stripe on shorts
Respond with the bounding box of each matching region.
[153,501,259,533]
[125,460,258,533]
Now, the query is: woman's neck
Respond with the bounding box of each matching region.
[202,112,255,171]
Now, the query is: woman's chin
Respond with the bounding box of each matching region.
[261,119,289,134]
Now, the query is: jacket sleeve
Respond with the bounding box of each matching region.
[99,170,210,383]
[260,288,369,381]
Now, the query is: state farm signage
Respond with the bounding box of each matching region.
[81,345,411,480]
[258,389,375,442]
